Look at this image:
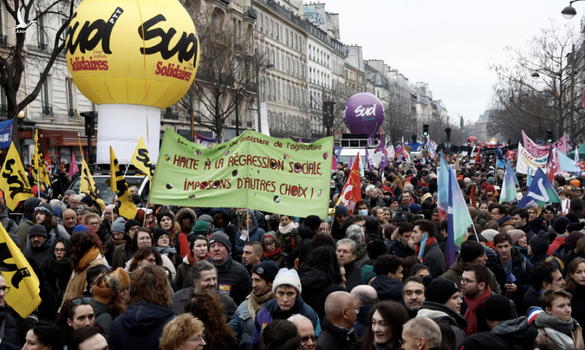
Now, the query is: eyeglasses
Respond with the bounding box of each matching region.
[459,277,476,285]
[301,335,317,343]
[54,248,66,253]
[72,297,92,305]
[399,336,421,345]
[129,227,139,232]
[194,333,206,344]
[0,286,10,293]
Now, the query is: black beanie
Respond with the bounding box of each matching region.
[125,219,141,233]
[460,241,485,263]
[483,295,515,321]
[553,216,570,234]
[153,228,169,242]
[457,332,504,350]
[529,234,550,256]
[303,215,321,232]
[425,278,460,305]
[365,216,379,231]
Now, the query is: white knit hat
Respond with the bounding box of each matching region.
[481,229,499,242]
[272,268,302,294]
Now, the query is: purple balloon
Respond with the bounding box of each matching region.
[343,93,385,137]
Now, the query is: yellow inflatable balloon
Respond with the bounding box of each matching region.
[66,0,199,109]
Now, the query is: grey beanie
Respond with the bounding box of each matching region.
[208,231,232,253]
[111,217,126,233]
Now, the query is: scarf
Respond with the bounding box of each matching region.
[157,246,176,257]
[249,291,274,319]
[463,286,492,335]
[263,246,282,259]
[279,221,298,235]
[76,246,100,272]
[534,312,575,335]
[415,235,435,260]
[49,240,72,281]
[109,235,126,246]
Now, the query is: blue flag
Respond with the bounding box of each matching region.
[496,143,505,169]
[518,167,561,209]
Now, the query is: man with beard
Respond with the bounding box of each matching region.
[460,264,493,335]
[62,209,80,236]
[230,261,278,350]
[402,276,425,318]
[23,224,53,272]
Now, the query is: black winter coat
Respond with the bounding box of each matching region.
[316,318,360,350]
[422,241,446,278]
[370,274,402,302]
[210,256,252,306]
[492,247,533,311]
[300,267,346,320]
[108,302,176,350]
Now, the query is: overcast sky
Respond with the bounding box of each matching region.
[322,0,582,124]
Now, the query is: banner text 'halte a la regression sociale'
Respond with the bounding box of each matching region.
[149,129,333,218]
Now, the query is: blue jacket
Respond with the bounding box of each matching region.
[370,274,403,302]
[235,210,266,257]
[229,293,274,350]
[251,295,321,346]
[108,302,176,350]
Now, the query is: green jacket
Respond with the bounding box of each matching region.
[440,256,501,294]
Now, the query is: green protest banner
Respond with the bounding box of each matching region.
[150,129,334,218]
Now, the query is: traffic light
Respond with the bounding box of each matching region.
[323,101,335,128]
[81,112,96,137]
[423,124,429,136]
[546,130,553,144]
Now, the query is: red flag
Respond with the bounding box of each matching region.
[337,152,362,214]
[470,184,476,207]
[547,146,556,183]
[44,153,52,174]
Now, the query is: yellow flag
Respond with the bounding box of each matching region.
[131,137,154,184]
[31,130,50,189]
[79,159,105,212]
[0,223,41,317]
[110,147,137,220]
[0,143,33,210]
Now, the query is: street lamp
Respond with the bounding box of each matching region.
[561,0,585,19]
[254,53,274,134]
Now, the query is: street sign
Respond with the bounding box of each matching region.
[536,137,544,145]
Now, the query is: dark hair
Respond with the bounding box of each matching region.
[491,204,507,216]
[129,265,172,307]
[565,257,585,291]
[306,246,342,284]
[493,233,512,246]
[190,260,216,283]
[355,199,371,212]
[311,232,335,249]
[373,254,403,276]
[411,264,430,277]
[55,298,94,336]
[541,287,572,310]
[465,264,489,286]
[403,276,424,290]
[184,290,235,350]
[259,319,301,350]
[343,214,366,230]
[85,264,110,291]
[514,209,528,221]
[400,256,421,278]
[414,219,435,238]
[30,321,64,350]
[129,246,162,272]
[360,301,409,350]
[531,262,559,291]
[398,222,414,236]
[70,231,100,271]
[68,326,104,350]
[571,197,585,213]
[131,227,153,249]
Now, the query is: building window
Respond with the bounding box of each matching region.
[37,15,47,51]
[41,75,51,116]
[65,78,76,117]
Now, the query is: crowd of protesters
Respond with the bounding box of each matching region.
[6,154,585,350]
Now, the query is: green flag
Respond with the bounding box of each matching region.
[150,129,333,218]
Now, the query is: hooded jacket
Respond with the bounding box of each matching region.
[23,236,54,272]
[492,247,533,310]
[370,274,402,302]
[176,207,196,234]
[210,208,238,258]
[297,224,315,267]
[235,210,266,257]
[251,295,321,347]
[16,197,41,250]
[108,302,176,350]
[300,267,346,320]
[417,301,468,348]
[491,316,538,350]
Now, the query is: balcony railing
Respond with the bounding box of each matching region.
[42,106,52,116]
[244,7,257,19]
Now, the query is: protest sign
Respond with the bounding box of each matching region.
[150,129,333,218]
[516,143,548,174]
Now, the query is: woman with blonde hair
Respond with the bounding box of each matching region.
[160,313,206,350]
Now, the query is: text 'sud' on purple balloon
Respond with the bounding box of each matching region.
[343,93,385,137]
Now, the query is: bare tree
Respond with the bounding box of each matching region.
[381,94,416,145]
[177,8,256,142]
[0,0,74,149]
[489,21,584,144]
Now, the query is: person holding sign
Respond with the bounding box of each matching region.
[235,210,266,260]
